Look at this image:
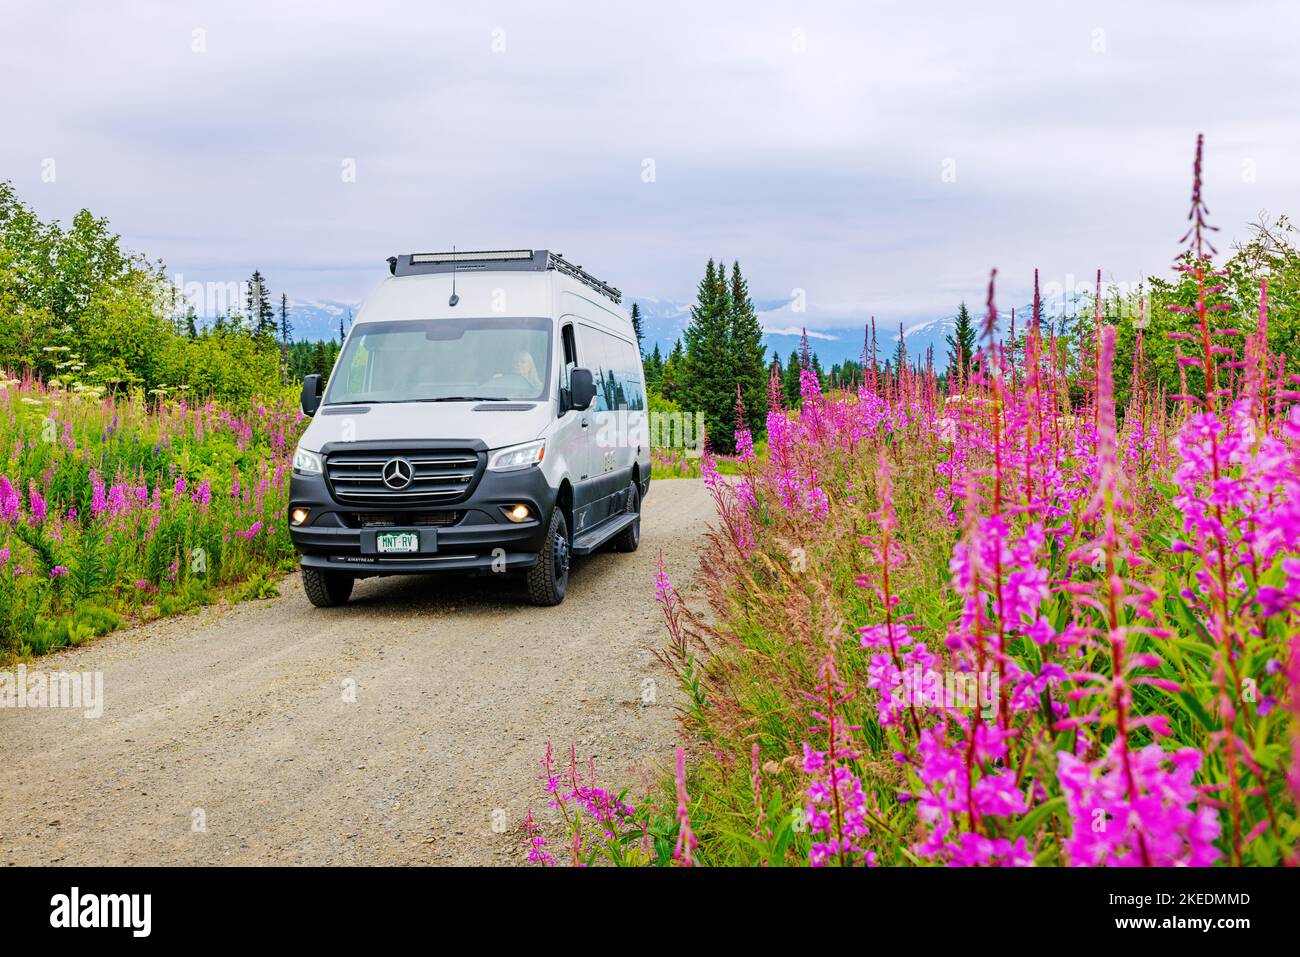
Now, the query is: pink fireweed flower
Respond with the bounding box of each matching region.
[673,747,698,866]
[89,470,108,519]
[49,566,68,578]
[192,480,212,507]
[1057,744,1221,867]
[799,481,830,521]
[0,475,18,522]
[801,653,877,866]
[910,722,1030,866]
[27,482,47,524]
[521,807,554,866]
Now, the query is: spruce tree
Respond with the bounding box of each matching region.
[279,293,293,343]
[246,270,275,339]
[660,339,686,403]
[645,342,664,388]
[892,322,907,372]
[682,259,735,452]
[727,261,768,440]
[630,302,644,356]
[782,348,802,407]
[946,301,977,378]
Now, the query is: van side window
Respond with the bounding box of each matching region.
[621,341,646,412]
[575,324,645,413]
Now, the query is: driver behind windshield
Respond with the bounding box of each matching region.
[490,349,543,394]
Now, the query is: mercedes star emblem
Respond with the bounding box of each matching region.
[382,457,414,490]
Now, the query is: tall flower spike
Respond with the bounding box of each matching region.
[673,748,698,866]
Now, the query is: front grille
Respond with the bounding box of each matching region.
[324,449,481,505]
[350,511,464,528]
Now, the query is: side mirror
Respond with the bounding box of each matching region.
[301,374,323,416]
[568,368,596,411]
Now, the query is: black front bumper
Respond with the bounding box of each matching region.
[288,463,557,577]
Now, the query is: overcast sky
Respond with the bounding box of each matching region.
[3,0,1298,330]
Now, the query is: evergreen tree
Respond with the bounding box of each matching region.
[727,261,768,440]
[184,303,198,339]
[892,322,907,373]
[246,270,275,339]
[278,293,293,383]
[660,338,686,404]
[644,342,664,388]
[946,300,977,378]
[681,259,736,452]
[310,340,330,377]
[782,348,802,407]
[630,302,644,356]
[279,293,293,343]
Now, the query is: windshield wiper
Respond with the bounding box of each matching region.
[418,396,507,403]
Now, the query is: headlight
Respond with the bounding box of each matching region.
[488,439,546,472]
[293,447,323,474]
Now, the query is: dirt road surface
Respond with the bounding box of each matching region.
[0,480,712,866]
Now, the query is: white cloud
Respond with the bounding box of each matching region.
[3,0,1297,326]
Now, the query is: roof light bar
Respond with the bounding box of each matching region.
[410,249,534,265]
[389,249,622,304]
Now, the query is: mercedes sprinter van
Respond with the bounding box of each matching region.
[288,249,650,607]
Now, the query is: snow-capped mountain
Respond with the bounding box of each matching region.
[284,298,359,343]
[281,292,991,373]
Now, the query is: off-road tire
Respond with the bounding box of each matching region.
[302,565,354,607]
[610,481,641,552]
[526,508,571,606]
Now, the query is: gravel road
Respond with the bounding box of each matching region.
[0,480,711,866]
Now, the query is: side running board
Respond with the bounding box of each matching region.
[570,513,637,555]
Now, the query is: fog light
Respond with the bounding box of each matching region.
[291,508,309,526]
[504,504,532,523]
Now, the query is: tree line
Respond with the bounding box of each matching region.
[636,259,768,455]
[0,180,346,401]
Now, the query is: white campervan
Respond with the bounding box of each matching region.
[288,249,650,607]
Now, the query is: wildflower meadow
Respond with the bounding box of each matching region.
[530,136,1300,868]
[0,374,301,658]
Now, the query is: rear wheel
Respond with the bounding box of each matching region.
[302,565,354,607]
[610,480,641,552]
[526,508,570,606]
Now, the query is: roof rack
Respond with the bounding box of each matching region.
[387,249,622,305]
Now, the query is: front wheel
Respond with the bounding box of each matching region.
[610,481,641,552]
[526,508,570,606]
[302,565,354,607]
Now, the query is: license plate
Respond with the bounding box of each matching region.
[376,531,420,553]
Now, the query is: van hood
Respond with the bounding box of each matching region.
[297,401,552,452]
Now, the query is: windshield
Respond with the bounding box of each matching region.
[324,317,553,404]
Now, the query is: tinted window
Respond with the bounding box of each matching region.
[576,325,642,412]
